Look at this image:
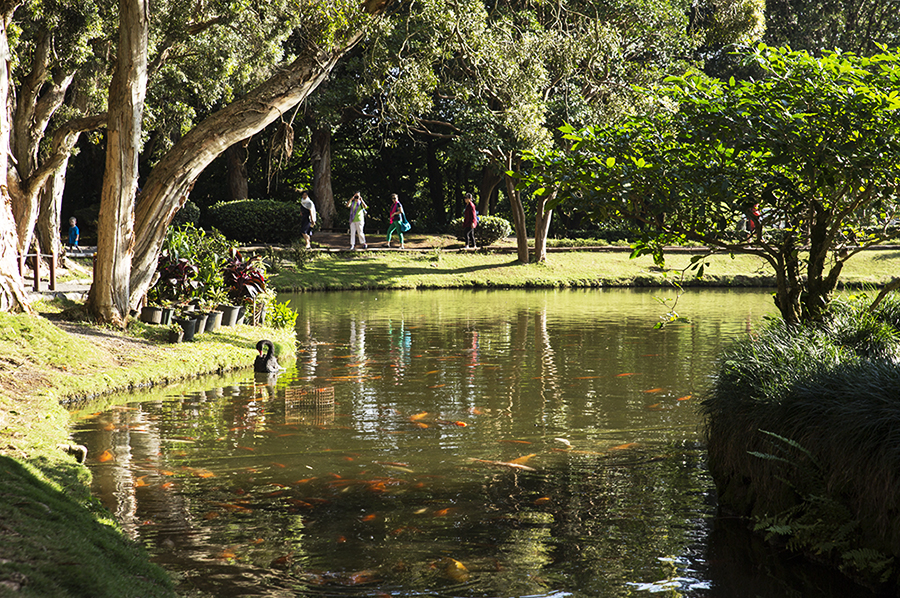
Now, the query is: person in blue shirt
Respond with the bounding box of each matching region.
[67,217,80,248]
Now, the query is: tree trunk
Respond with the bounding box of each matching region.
[426,138,445,228]
[87,0,149,325]
[10,24,75,256]
[478,163,501,217]
[224,140,249,201]
[129,34,363,310]
[533,187,556,263]
[502,153,529,264]
[772,232,803,326]
[36,158,66,260]
[310,127,335,229]
[0,1,30,313]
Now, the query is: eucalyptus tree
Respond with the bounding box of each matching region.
[527,45,900,325]
[84,0,389,323]
[0,0,27,312]
[9,0,112,262]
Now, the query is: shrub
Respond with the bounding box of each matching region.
[172,200,200,227]
[222,250,267,303]
[206,199,304,244]
[702,295,900,589]
[158,224,233,303]
[446,215,512,246]
[266,299,299,329]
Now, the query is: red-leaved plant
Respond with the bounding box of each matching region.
[222,250,266,303]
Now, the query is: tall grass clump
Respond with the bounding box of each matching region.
[703,294,900,590]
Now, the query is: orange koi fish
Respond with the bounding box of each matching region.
[677,395,693,401]
[642,387,663,393]
[97,450,114,462]
[610,442,638,450]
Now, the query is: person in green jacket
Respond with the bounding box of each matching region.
[347,191,368,249]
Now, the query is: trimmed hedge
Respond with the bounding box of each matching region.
[447,215,512,246]
[206,199,303,244]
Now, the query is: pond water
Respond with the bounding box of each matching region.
[70,288,872,597]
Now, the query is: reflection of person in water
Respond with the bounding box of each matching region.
[387,318,412,381]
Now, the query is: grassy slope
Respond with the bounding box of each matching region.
[0,301,295,598]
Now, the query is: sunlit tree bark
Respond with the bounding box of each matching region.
[0,1,30,313]
[128,35,364,309]
[87,0,149,325]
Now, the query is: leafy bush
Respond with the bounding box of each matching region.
[289,242,317,270]
[702,294,900,588]
[172,200,200,227]
[206,199,304,244]
[222,250,267,303]
[149,255,199,305]
[446,215,512,246]
[158,224,233,303]
[266,299,299,329]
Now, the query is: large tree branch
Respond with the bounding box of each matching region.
[129,32,366,308]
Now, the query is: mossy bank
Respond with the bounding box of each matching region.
[703,293,900,593]
[0,302,295,597]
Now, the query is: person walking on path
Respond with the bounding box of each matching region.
[67,217,80,249]
[299,191,317,248]
[386,193,406,249]
[463,193,478,249]
[347,191,368,249]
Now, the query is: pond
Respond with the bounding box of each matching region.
[70,288,873,597]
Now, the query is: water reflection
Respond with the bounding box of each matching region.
[70,289,871,597]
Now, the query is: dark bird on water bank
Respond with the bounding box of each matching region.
[255,339,283,373]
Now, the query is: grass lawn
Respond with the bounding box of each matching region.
[269,246,900,292]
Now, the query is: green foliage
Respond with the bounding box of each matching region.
[150,224,234,305]
[765,0,900,56]
[703,293,900,588]
[206,199,304,244]
[751,432,896,585]
[288,242,317,270]
[222,250,267,303]
[266,299,299,330]
[172,200,200,227]
[446,215,513,246]
[530,44,900,324]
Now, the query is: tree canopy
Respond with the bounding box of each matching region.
[527,44,900,324]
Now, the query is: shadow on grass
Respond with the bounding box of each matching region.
[0,455,174,597]
[297,255,524,289]
[872,251,900,261]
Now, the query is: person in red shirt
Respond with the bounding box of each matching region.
[463,193,478,249]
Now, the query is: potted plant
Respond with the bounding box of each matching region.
[174,316,197,342]
[166,322,184,343]
[139,304,163,324]
[205,287,234,328]
[222,250,267,325]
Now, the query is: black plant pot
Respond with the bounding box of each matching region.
[176,317,197,342]
[218,304,241,326]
